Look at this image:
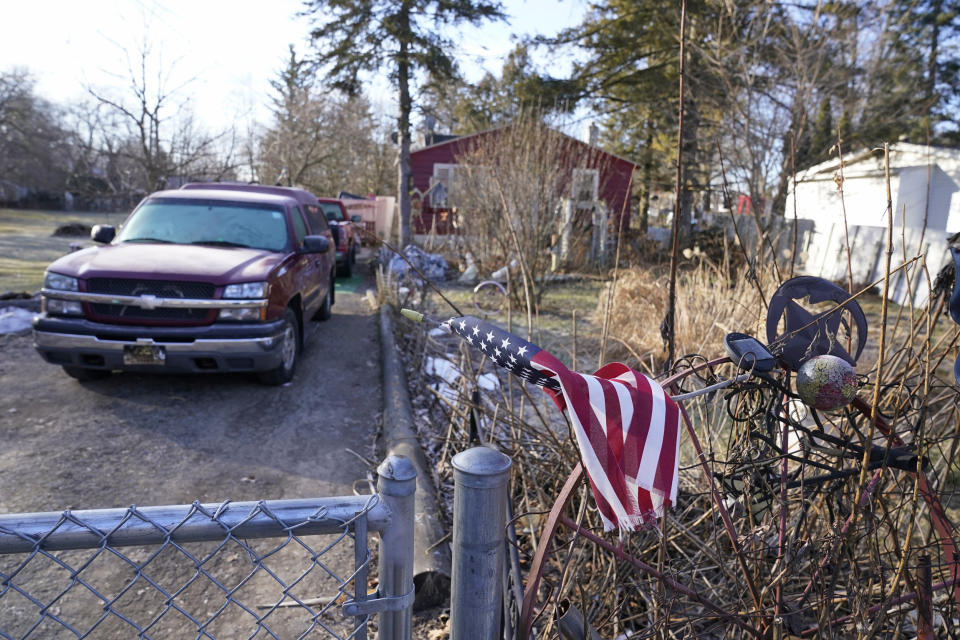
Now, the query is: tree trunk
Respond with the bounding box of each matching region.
[639,124,653,234]
[677,93,699,245]
[397,32,413,247]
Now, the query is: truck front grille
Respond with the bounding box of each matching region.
[85,278,216,322]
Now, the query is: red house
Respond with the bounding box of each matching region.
[409,127,638,235]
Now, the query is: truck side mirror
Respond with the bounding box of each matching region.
[91,225,116,244]
[302,235,330,254]
[350,215,362,222]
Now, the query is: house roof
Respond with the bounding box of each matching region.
[409,124,640,168]
[796,142,960,182]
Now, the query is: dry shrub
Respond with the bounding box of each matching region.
[596,258,774,368]
[390,247,960,638]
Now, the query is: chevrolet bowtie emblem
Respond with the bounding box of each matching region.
[137,294,160,310]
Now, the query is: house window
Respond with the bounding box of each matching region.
[572,169,599,207]
[430,164,458,208]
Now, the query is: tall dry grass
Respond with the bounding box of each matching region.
[595,256,774,371]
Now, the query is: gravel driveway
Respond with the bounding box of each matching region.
[0,267,384,638]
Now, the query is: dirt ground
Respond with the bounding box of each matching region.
[0,258,408,638]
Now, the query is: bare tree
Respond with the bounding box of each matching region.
[258,46,394,196]
[453,111,609,333]
[86,37,234,195]
[0,68,70,199]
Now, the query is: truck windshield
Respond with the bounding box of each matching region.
[115,200,290,251]
[320,202,345,222]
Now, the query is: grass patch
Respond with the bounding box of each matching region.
[417,276,609,372]
[0,209,125,294]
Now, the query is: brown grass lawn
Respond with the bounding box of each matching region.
[0,209,126,294]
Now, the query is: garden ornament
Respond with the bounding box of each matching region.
[795,354,859,411]
[765,276,868,372]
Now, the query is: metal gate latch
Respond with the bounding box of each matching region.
[341,588,415,617]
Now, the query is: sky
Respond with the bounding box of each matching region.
[0,0,588,132]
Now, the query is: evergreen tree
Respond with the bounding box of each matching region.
[420,45,579,135]
[304,0,505,246]
[547,0,734,237]
[259,46,387,196]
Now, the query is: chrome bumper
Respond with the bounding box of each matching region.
[34,331,283,354]
[33,321,288,373]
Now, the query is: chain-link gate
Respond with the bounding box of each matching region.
[0,456,416,640]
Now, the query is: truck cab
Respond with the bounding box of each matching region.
[317,198,359,277]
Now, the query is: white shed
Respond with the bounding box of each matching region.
[786,143,960,306]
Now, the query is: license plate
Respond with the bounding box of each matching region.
[123,344,166,366]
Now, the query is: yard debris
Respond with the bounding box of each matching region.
[457,252,478,284]
[51,222,91,237]
[0,307,35,334]
[387,245,448,283]
[490,258,518,281]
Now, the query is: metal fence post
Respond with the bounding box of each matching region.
[450,446,513,640]
[377,455,417,640]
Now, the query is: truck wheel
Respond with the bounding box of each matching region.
[62,366,111,381]
[258,308,299,386]
[314,282,333,321]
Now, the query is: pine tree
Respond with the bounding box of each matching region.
[304,0,506,247]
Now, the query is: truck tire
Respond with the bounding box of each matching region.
[258,308,299,385]
[62,366,111,381]
[314,281,333,321]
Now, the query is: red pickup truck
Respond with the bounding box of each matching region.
[317,198,359,277]
[33,183,337,385]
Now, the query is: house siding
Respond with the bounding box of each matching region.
[409,129,637,234]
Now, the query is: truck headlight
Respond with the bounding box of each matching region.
[45,299,83,316]
[219,307,264,321]
[224,282,269,298]
[44,272,79,291]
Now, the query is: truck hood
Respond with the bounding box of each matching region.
[46,243,288,285]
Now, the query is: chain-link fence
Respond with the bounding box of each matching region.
[0,457,417,640]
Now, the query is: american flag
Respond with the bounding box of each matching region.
[443,315,681,532]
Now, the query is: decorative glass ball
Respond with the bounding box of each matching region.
[796,355,858,410]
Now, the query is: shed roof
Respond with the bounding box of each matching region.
[796,143,960,182]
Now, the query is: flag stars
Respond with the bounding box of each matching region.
[485,331,495,342]
[509,354,517,365]
[459,320,467,331]
[466,336,473,345]
[479,340,487,351]
[501,337,511,349]
[471,325,480,336]
[517,345,528,357]
[494,347,501,358]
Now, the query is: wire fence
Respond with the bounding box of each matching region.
[0,463,416,640]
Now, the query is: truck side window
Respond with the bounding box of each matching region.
[291,207,308,248]
[304,204,330,234]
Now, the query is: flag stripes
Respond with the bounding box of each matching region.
[443,315,680,532]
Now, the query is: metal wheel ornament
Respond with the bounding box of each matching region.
[765,276,868,371]
[472,280,507,316]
